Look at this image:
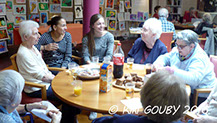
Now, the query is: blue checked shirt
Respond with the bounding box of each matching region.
[159,17,176,40]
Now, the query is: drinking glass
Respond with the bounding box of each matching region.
[72,80,82,96]
[145,63,152,75]
[127,58,134,69]
[91,56,99,64]
[125,83,135,99]
[68,62,78,80]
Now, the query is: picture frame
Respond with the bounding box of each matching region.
[125,0,131,9]
[119,1,124,12]
[74,6,83,18]
[144,12,149,21]
[61,12,73,22]
[117,12,124,21]
[6,0,13,12]
[105,10,116,18]
[40,0,48,3]
[74,0,82,5]
[0,28,9,41]
[0,41,8,54]
[13,5,26,15]
[130,14,136,21]
[0,0,6,3]
[0,16,6,28]
[7,31,13,45]
[50,0,60,4]
[125,12,130,20]
[14,15,26,25]
[38,3,48,11]
[50,4,61,13]
[0,4,6,15]
[119,21,125,31]
[6,12,14,22]
[61,0,72,8]
[99,0,104,5]
[105,0,114,9]
[16,0,25,3]
[108,19,116,31]
[28,14,39,22]
[74,19,83,24]
[137,12,144,21]
[29,1,37,13]
[40,11,48,24]
[7,22,13,31]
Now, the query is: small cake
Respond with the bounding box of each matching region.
[116,79,124,86]
[135,82,143,89]
[130,72,137,77]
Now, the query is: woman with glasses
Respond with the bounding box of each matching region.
[153,29,216,106]
[126,18,167,64]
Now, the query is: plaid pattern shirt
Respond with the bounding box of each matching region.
[159,17,176,40]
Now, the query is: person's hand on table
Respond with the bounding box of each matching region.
[27,102,47,111]
[48,110,62,123]
[45,43,59,51]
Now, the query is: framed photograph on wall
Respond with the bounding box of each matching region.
[16,0,25,3]
[38,3,48,11]
[0,16,6,28]
[6,0,13,12]
[29,1,37,13]
[14,15,26,25]
[0,28,9,41]
[74,6,83,18]
[61,0,72,8]
[108,19,116,31]
[0,4,6,15]
[74,19,83,24]
[40,11,48,24]
[105,0,114,9]
[50,4,61,13]
[105,10,116,18]
[0,41,8,54]
[13,5,26,14]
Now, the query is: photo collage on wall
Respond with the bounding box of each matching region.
[100,0,149,37]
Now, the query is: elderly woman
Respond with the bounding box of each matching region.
[93,71,188,123]
[0,70,61,123]
[126,18,167,64]
[35,16,73,72]
[153,30,216,106]
[16,20,81,122]
[195,13,215,35]
[82,14,114,64]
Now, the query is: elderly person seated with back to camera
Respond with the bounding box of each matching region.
[153,30,216,106]
[194,13,216,35]
[92,71,189,123]
[0,70,61,123]
[158,7,176,40]
[16,20,81,123]
[126,18,167,64]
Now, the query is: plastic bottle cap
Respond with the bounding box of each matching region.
[117,43,121,46]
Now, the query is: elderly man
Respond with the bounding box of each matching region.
[158,7,176,40]
[153,30,216,106]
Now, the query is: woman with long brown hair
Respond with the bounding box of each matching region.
[82,14,114,64]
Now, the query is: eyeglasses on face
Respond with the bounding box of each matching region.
[175,43,188,49]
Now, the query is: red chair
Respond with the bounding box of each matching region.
[159,32,173,52]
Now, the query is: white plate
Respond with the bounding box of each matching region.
[77,68,100,80]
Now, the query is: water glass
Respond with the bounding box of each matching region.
[125,83,135,99]
[91,56,99,64]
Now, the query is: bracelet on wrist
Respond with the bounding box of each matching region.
[24,104,29,112]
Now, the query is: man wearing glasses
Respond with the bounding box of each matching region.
[153,29,216,107]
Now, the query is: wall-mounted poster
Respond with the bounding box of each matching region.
[74,0,82,5]
[16,0,25,3]
[29,1,37,13]
[50,0,60,4]
[61,12,73,22]
[125,12,130,20]
[0,41,8,54]
[105,0,114,9]
[61,0,72,8]
[0,0,6,3]
[74,6,83,18]
[74,19,83,24]
[108,19,116,31]
[13,5,26,14]
[0,4,6,15]
[50,4,61,13]
[38,3,48,11]
[7,31,13,45]
[99,0,104,5]
[0,28,9,41]
[6,12,13,22]
[29,14,39,22]
[119,1,124,12]
[0,16,6,28]
[137,12,143,21]
[130,14,136,21]
[105,10,116,18]
[41,0,48,3]
[99,6,103,15]
[119,21,125,31]
[6,0,13,12]
[125,0,131,9]
[40,12,48,24]
[117,12,124,21]
[144,12,149,20]
[7,22,13,31]
[14,15,26,25]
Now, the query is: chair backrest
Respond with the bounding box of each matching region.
[10,54,19,72]
[210,55,217,77]
[198,32,207,49]
[159,32,173,52]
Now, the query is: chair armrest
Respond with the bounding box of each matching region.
[72,55,83,65]
[193,88,212,106]
[48,67,66,72]
[25,81,47,100]
[185,111,197,120]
